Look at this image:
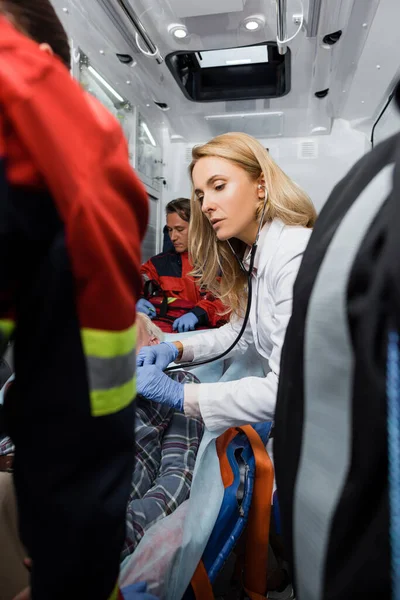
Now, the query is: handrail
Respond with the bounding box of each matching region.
[276,0,304,54]
[114,0,163,64]
[276,0,287,55]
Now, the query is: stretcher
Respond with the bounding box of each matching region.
[185,422,275,600]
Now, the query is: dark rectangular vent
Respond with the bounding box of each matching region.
[166,42,291,103]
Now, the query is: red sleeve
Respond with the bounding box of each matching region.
[0,20,148,600]
[195,295,230,327]
[0,22,148,332]
[140,258,161,287]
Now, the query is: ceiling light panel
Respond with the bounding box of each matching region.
[198,45,268,68]
[168,0,245,18]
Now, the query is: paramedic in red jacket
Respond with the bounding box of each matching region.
[137,198,228,333]
[0,3,155,600]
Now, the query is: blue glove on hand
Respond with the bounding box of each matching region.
[137,364,184,411]
[137,298,156,319]
[121,582,159,600]
[173,312,199,333]
[136,341,178,370]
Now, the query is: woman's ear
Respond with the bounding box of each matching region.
[39,43,54,57]
[257,176,266,199]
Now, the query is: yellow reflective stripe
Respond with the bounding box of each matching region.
[167,297,177,304]
[107,582,120,600]
[0,319,15,340]
[81,324,136,359]
[90,376,136,417]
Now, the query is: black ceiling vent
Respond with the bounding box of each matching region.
[315,88,329,99]
[323,30,342,45]
[166,42,291,103]
[154,101,170,111]
[116,53,134,65]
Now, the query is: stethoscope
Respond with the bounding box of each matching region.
[165,185,268,372]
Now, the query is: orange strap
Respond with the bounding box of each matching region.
[191,560,214,600]
[216,428,238,488]
[191,426,273,600]
[238,425,274,600]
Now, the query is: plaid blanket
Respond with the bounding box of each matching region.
[0,371,204,560]
[0,435,13,456]
[122,371,203,559]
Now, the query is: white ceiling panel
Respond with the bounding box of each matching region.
[204,111,284,138]
[168,0,246,19]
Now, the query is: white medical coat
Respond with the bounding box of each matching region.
[182,218,312,432]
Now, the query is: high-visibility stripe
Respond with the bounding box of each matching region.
[86,350,135,391]
[0,319,15,340]
[81,324,136,359]
[81,324,137,416]
[107,582,120,600]
[90,376,136,417]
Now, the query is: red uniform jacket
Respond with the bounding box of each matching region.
[141,250,228,332]
[0,18,148,600]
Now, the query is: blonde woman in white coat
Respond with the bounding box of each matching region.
[136,132,316,432]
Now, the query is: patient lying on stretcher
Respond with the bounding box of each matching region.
[0,313,203,595]
[122,313,204,559]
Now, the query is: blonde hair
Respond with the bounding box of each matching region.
[136,312,164,341]
[189,132,316,316]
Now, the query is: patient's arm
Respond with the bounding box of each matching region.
[122,412,203,559]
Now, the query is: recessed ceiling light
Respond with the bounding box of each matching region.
[168,24,188,39]
[243,16,265,31]
[175,28,187,38]
[245,21,259,30]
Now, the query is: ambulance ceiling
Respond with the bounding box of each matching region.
[53,0,400,142]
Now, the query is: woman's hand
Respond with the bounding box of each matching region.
[136,342,179,370]
[121,582,159,599]
[137,365,184,411]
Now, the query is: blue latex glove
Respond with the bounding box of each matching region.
[136,341,178,370]
[136,298,156,319]
[137,364,184,411]
[121,582,159,600]
[173,312,199,333]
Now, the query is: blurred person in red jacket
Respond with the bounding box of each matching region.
[137,198,229,333]
[0,2,155,599]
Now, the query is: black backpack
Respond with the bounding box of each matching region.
[275,82,400,600]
